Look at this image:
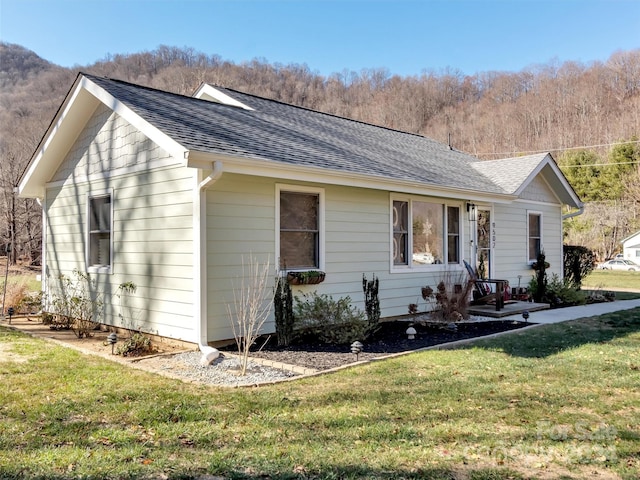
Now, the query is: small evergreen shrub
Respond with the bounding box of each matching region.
[532,251,548,303]
[530,273,585,308]
[362,273,380,332]
[294,292,372,345]
[273,274,295,346]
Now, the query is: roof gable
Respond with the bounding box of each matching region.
[472,153,582,208]
[18,74,188,198]
[193,83,254,110]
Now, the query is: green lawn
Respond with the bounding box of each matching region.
[1,309,639,480]
[583,270,640,297]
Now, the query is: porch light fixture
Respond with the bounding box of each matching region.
[467,202,477,222]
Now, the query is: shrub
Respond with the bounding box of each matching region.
[419,270,473,322]
[532,251,548,303]
[531,273,585,308]
[563,245,596,289]
[2,280,30,315]
[116,332,154,357]
[294,292,372,345]
[362,273,380,333]
[274,273,294,347]
[48,270,103,338]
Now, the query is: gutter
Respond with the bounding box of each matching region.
[562,205,585,220]
[194,160,223,364]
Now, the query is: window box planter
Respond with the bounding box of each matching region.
[287,271,326,285]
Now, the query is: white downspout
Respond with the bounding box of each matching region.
[37,196,47,304]
[194,160,223,364]
[562,205,584,220]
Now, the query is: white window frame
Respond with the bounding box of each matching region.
[86,189,113,274]
[390,194,463,272]
[276,184,325,272]
[527,210,543,263]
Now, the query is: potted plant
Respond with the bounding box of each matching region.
[286,270,326,285]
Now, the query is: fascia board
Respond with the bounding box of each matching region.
[187,151,517,204]
[19,75,95,198]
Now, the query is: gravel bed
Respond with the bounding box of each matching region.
[146,351,299,387]
[134,318,531,387]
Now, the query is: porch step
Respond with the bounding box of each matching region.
[468,301,550,318]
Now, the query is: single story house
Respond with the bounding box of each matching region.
[621,231,640,261]
[18,73,583,347]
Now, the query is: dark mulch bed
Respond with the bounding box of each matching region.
[228,320,534,371]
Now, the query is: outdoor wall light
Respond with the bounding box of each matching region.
[350,341,364,361]
[107,332,118,354]
[466,202,477,222]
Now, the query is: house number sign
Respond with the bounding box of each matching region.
[492,222,496,248]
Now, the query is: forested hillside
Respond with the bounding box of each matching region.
[1,42,639,263]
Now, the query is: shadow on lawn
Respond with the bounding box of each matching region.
[0,466,527,480]
[459,307,640,358]
[218,466,524,480]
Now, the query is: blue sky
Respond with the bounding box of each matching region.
[1,0,639,77]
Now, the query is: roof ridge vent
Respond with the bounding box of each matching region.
[192,84,254,111]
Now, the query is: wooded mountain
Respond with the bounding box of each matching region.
[1,42,639,263]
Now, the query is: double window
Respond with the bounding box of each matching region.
[88,192,112,272]
[278,185,324,270]
[527,211,542,262]
[393,197,460,268]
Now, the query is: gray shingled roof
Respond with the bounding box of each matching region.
[471,153,549,194]
[85,74,536,196]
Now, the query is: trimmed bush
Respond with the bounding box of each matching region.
[294,292,372,345]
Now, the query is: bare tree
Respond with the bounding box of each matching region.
[227,255,273,376]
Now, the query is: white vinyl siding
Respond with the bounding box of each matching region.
[44,105,195,342]
[493,201,562,284]
[205,177,471,340]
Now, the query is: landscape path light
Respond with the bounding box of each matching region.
[405,326,417,340]
[350,341,363,361]
[107,332,118,355]
[522,311,530,324]
[7,307,14,324]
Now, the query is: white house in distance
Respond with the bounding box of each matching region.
[18,73,583,347]
[621,231,640,261]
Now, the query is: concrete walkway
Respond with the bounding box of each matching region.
[499,298,640,324]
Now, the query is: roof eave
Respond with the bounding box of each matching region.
[187,150,518,203]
